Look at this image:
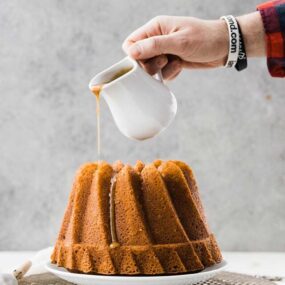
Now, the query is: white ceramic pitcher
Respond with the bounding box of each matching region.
[89,56,177,140]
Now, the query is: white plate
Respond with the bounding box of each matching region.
[46,260,227,285]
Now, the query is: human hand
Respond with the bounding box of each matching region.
[122,16,229,80]
[122,13,265,80]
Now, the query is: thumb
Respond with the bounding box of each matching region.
[125,34,180,60]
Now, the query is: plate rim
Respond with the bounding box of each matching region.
[45,259,227,281]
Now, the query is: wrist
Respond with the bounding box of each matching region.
[236,12,266,57]
[214,19,230,65]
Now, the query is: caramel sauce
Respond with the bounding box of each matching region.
[109,175,120,248]
[109,67,133,82]
[110,241,120,249]
[91,85,103,160]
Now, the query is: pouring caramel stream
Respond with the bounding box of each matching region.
[91,85,102,160]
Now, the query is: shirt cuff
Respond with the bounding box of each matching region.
[257,1,285,77]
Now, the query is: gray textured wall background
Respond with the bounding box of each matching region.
[0,0,284,251]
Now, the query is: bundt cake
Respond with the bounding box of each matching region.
[51,160,222,275]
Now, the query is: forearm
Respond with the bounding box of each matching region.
[236,11,266,57]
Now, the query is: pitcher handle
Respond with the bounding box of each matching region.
[154,70,164,83]
[136,60,164,83]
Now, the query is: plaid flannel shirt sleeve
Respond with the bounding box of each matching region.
[257,0,285,77]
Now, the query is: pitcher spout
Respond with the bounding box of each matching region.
[89,56,136,89]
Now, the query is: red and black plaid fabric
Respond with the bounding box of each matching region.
[257,0,285,77]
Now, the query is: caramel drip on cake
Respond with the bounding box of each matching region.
[109,174,120,249]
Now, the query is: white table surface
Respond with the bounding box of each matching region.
[0,251,284,284]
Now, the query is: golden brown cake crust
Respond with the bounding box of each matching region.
[51,160,222,275]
